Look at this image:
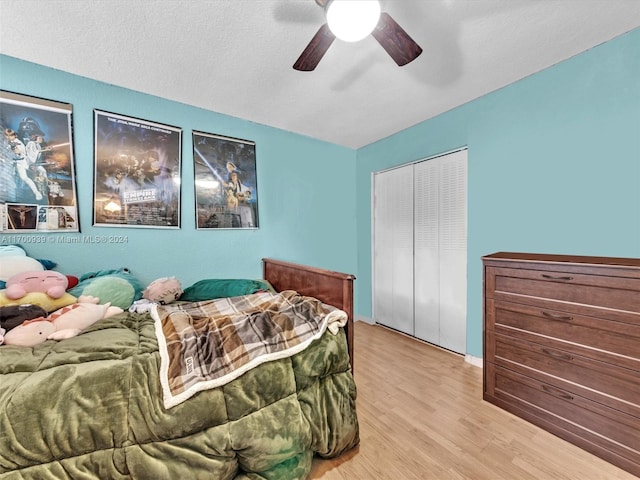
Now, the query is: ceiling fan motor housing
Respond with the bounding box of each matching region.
[294,0,422,71]
[325,0,382,42]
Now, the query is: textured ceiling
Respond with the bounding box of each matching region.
[1,0,639,149]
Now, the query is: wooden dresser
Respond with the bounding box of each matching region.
[482,252,640,477]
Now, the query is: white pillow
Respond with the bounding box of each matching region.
[0,256,44,283]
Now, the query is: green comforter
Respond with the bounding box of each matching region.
[0,311,359,479]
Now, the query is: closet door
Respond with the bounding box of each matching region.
[414,150,467,354]
[437,150,467,354]
[413,160,439,344]
[373,165,414,335]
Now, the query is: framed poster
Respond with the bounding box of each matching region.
[93,110,182,228]
[0,90,79,233]
[193,131,258,229]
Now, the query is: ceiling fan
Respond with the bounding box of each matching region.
[293,0,423,71]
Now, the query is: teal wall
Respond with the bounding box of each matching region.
[0,55,358,287]
[356,28,640,357]
[2,28,639,359]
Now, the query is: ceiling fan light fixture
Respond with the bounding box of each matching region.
[325,0,381,42]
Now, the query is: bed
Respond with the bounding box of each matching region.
[0,258,359,480]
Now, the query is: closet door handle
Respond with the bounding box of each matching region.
[541,274,573,281]
[542,385,574,401]
[541,311,574,322]
[541,348,574,362]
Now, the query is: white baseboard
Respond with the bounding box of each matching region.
[465,354,483,369]
[355,316,375,325]
[356,318,483,368]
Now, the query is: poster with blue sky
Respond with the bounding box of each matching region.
[193,131,258,229]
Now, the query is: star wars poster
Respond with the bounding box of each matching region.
[93,110,182,229]
[0,91,79,233]
[193,131,259,229]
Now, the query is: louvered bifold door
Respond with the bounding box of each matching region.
[414,150,467,354]
[436,150,467,354]
[414,159,439,344]
[373,165,414,335]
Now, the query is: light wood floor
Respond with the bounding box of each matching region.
[309,321,638,480]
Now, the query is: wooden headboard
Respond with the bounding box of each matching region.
[262,258,355,369]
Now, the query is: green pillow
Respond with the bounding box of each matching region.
[180,279,273,302]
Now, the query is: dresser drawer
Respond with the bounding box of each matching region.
[485,266,640,313]
[485,363,640,470]
[483,253,640,477]
[487,331,640,417]
[486,299,640,370]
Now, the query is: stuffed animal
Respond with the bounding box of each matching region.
[0,245,78,291]
[0,304,48,331]
[2,296,123,347]
[0,290,78,313]
[0,245,44,288]
[143,277,183,305]
[5,270,69,300]
[0,245,57,288]
[0,268,76,313]
[67,268,145,310]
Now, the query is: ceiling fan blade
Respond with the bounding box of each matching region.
[372,12,422,66]
[293,23,336,71]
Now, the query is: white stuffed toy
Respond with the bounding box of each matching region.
[0,245,45,287]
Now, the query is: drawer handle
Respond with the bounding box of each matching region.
[541,274,574,281]
[541,348,574,361]
[542,385,574,401]
[541,311,574,322]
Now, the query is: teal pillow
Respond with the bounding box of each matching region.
[180,279,273,302]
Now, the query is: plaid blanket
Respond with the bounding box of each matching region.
[151,290,347,408]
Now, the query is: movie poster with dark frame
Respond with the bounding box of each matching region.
[0,90,80,233]
[193,131,259,229]
[93,110,182,229]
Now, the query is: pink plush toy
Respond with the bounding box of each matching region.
[143,276,183,305]
[5,270,69,300]
[3,296,123,347]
